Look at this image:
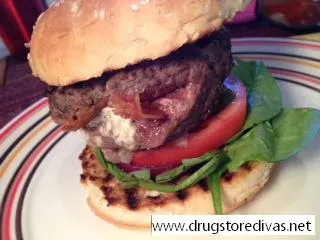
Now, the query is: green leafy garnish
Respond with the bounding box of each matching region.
[208,166,227,215]
[182,152,215,167]
[139,155,220,193]
[122,181,139,189]
[130,169,151,180]
[95,149,227,193]
[153,152,226,192]
[226,122,275,171]
[231,60,282,139]
[173,152,227,192]
[155,165,186,183]
[272,108,320,161]
[95,148,136,182]
[155,152,215,183]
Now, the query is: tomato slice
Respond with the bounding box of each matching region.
[132,76,247,168]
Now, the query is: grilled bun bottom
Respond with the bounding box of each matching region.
[80,145,274,228]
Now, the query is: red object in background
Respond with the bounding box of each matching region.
[265,0,320,26]
[0,0,45,57]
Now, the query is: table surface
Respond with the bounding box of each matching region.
[0,20,316,129]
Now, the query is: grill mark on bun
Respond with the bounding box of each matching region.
[176,190,188,201]
[81,159,89,168]
[103,174,113,183]
[89,176,98,182]
[80,174,87,183]
[100,186,119,206]
[79,150,86,160]
[147,194,162,201]
[100,186,113,194]
[106,197,118,206]
[125,189,139,210]
[243,162,252,171]
[222,171,234,182]
[89,152,96,160]
[198,179,209,191]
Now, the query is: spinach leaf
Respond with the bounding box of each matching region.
[272,108,320,161]
[208,166,227,215]
[174,152,227,192]
[182,152,215,167]
[155,152,215,183]
[140,152,227,193]
[95,148,136,182]
[155,165,185,183]
[95,148,227,193]
[130,169,151,180]
[232,58,257,87]
[226,122,275,171]
[232,60,282,137]
[137,180,178,193]
[122,180,139,189]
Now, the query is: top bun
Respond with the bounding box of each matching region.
[29,0,250,86]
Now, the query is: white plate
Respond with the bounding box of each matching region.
[0,38,319,240]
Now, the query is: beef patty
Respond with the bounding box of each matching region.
[48,30,232,161]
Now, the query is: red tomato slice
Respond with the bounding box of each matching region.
[132,76,247,168]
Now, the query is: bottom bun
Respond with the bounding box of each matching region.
[80,146,273,228]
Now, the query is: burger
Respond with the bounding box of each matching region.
[28,0,320,228]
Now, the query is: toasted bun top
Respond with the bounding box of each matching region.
[29,0,250,86]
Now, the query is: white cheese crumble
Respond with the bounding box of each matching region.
[99,9,106,19]
[71,2,79,13]
[140,0,149,5]
[93,9,106,19]
[98,107,136,150]
[93,9,99,19]
[131,4,139,11]
[164,12,173,18]
[144,190,161,198]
